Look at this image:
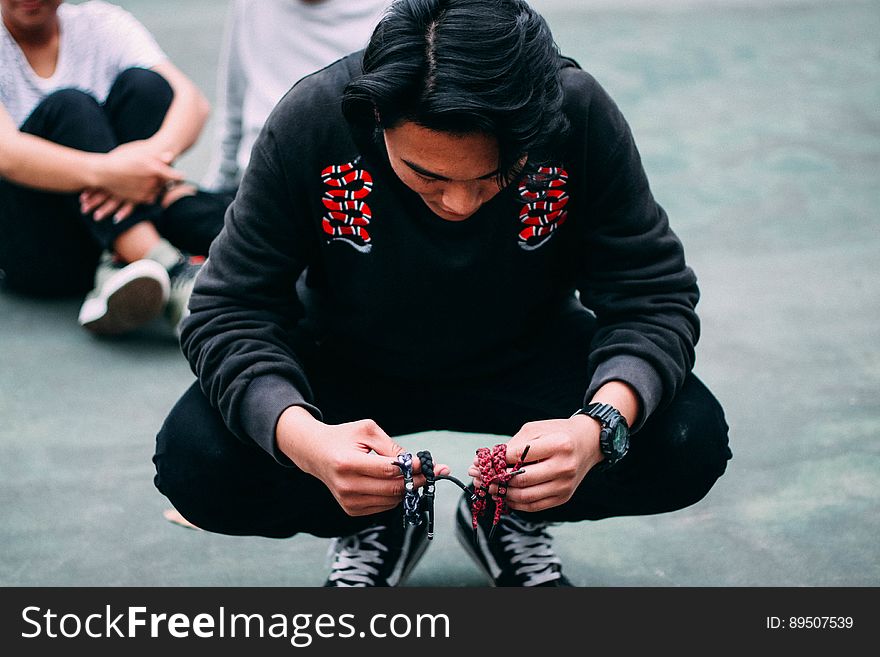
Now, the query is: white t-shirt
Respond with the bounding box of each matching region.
[202,0,389,192]
[0,1,166,126]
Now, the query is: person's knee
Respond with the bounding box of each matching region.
[20,88,115,151]
[112,68,173,113]
[153,382,304,537]
[665,386,732,506]
[37,89,103,124]
[153,386,234,528]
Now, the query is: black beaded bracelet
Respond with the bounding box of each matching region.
[394,452,421,527]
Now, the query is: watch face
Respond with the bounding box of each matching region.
[611,423,629,456]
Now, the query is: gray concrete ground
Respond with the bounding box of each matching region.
[1,0,878,587]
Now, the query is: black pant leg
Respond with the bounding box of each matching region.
[532,373,731,523]
[153,381,395,539]
[152,190,232,256]
[103,68,173,143]
[86,68,172,246]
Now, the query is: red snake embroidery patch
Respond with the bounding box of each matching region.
[321,160,374,252]
[517,165,569,251]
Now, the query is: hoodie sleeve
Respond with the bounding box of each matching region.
[572,73,700,431]
[180,114,321,466]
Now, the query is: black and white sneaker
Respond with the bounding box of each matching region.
[165,256,203,336]
[324,511,430,587]
[78,252,169,335]
[455,493,573,587]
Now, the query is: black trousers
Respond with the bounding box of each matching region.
[154,308,732,539]
[0,68,229,297]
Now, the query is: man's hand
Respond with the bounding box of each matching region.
[88,141,183,212]
[276,406,449,517]
[468,415,603,513]
[468,381,640,513]
[79,188,137,223]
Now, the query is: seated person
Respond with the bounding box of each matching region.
[0,0,230,335]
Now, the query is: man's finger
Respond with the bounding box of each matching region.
[356,483,405,500]
[150,160,185,184]
[81,190,110,215]
[113,201,136,222]
[505,431,564,464]
[506,494,559,514]
[94,199,124,222]
[347,450,405,480]
[503,480,560,507]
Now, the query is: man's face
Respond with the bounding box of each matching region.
[383,122,508,222]
[1,0,62,34]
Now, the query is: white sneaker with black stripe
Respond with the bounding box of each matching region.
[455,493,573,587]
[324,511,430,587]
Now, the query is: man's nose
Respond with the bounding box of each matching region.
[440,183,482,215]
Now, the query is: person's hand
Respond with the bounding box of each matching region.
[79,188,136,223]
[468,415,603,513]
[276,406,450,517]
[90,140,183,208]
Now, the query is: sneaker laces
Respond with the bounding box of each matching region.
[325,525,389,587]
[498,513,563,587]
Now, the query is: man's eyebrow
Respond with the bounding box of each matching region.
[402,159,499,181]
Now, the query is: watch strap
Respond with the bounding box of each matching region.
[578,402,622,427]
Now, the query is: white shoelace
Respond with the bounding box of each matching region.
[326,525,389,587]
[499,514,563,586]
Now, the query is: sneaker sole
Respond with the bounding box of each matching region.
[79,260,170,335]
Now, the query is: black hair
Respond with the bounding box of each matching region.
[342,0,568,184]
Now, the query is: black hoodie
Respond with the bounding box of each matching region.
[181,53,700,464]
